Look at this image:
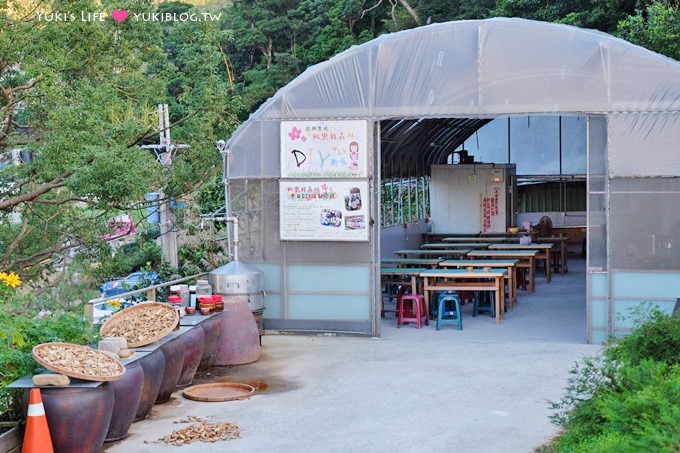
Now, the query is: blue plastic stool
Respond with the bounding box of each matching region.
[437,292,463,331]
[473,291,495,317]
[430,290,447,320]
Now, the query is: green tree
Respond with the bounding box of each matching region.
[417,0,495,23]
[1,0,164,276]
[617,0,680,60]
[224,0,300,111]
[0,0,242,278]
[155,3,244,197]
[493,0,640,33]
[294,0,378,66]
[222,0,425,112]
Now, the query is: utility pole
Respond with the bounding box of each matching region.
[141,104,189,269]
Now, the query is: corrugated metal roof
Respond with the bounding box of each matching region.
[380,118,491,179]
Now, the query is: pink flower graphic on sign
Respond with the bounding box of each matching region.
[288,127,302,141]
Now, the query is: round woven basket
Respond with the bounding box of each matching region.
[99,302,179,347]
[32,342,126,382]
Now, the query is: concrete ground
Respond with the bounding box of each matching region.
[104,258,600,453]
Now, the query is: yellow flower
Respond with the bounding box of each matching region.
[107,299,121,309]
[1,272,21,288]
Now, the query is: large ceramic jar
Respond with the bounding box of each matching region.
[215,298,261,366]
[105,360,144,441]
[134,348,165,421]
[28,384,114,453]
[155,336,185,403]
[198,315,221,371]
[176,326,205,387]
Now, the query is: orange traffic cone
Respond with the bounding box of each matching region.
[22,388,54,453]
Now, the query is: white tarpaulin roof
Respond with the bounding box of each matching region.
[227,17,680,179]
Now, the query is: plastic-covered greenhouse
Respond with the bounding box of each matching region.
[224,18,680,342]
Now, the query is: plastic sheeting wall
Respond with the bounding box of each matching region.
[223,18,680,340]
[608,113,680,177]
[230,178,374,333]
[228,19,680,180]
[588,116,608,343]
[593,114,680,342]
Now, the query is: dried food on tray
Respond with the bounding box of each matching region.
[32,342,126,382]
[99,301,179,347]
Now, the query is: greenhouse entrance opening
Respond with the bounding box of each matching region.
[378,114,591,341]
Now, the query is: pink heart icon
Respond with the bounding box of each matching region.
[111,10,128,23]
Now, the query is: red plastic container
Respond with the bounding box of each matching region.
[197,296,213,305]
[167,295,182,305]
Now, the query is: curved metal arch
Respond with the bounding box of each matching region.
[380,118,491,179]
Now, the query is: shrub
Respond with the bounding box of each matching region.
[606,310,680,366]
[178,242,229,277]
[551,360,680,452]
[91,241,162,282]
[0,272,99,422]
[547,307,680,452]
[598,361,680,451]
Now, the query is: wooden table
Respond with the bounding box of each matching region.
[441,237,513,243]
[422,232,483,242]
[419,268,507,324]
[380,267,427,294]
[552,225,586,258]
[439,259,519,308]
[461,237,567,274]
[380,267,427,317]
[423,232,526,242]
[466,249,539,293]
[479,231,529,237]
[380,258,443,268]
[535,236,569,273]
[394,249,471,259]
[421,242,490,250]
[487,243,554,284]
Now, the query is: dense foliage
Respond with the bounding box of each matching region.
[221,0,679,114]
[546,309,680,452]
[2,0,678,279]
[0,0,241,280]
[90,241,163,282]
[618,0,680,61]
[0,272,99,421]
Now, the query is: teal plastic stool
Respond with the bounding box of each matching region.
[473,292,495,317]
[430,290,447,320]
[437,291,462,331]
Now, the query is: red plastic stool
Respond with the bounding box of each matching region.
[397,293,429,328]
